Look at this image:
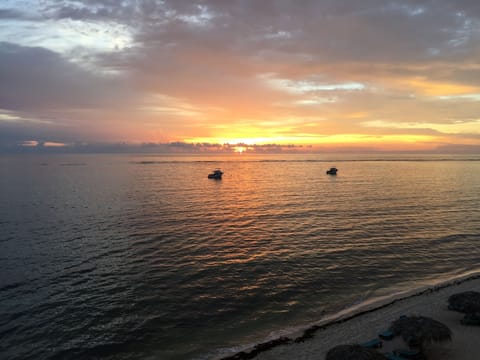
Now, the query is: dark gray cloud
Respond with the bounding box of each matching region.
[0,41,140,144]
[0,42,132,111]
[117,0,480,63]
[0,8,25,19]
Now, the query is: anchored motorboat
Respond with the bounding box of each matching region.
[208,169,223,179]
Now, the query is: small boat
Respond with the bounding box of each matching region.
[326,167,338,175]
[208,169,223,179]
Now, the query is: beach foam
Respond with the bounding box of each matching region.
[217,272,480,360]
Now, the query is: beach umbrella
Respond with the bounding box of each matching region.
[448,291,480,313]
[389,315,451,349]
[325,344,387,360]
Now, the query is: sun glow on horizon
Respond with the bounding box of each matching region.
[182,133,444,151]
[233,146,248,153]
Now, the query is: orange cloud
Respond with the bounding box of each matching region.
[403,77,479,96]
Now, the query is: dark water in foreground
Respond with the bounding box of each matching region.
[1,153,479,359]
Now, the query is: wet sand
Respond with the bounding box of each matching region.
[224,275,480,360]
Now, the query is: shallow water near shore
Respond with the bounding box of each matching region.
[1,153,480,359]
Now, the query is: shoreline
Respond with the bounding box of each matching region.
[216,271,480,360]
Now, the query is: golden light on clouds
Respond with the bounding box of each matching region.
[186,132,442,151]
[405,77,479,97]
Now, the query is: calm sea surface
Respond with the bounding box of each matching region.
[1,153,480,359]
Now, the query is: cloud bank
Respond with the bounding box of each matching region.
[1,0,480,152]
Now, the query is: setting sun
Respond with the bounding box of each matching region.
[233,146,247,153]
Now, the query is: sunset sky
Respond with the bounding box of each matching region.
[1,0,480,152]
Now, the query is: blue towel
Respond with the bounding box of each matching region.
[379,330,394,340]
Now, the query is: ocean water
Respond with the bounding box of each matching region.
[1,153,479,360]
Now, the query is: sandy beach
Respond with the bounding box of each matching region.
[224,275,480,360]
